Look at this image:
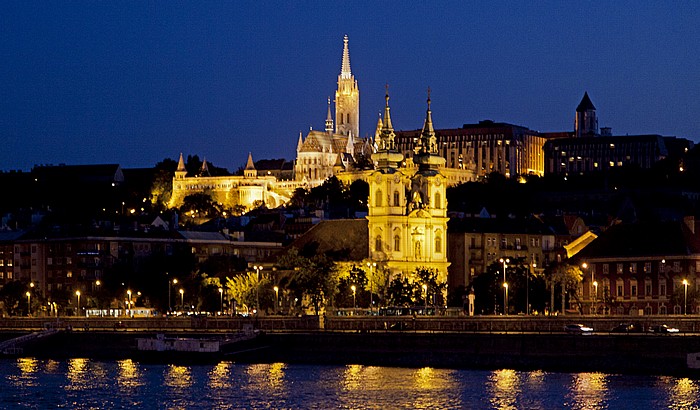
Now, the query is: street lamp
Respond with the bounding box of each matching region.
[367,262,376,313]
[253,265,263,316]
[179,288,184,311]
[499,258,509,315]
[527,262,536,315]
[127,290,132,317]
[422,284,428,315]
[169,278,178,313]
[593,281,598,315]
[26,292,31,316]
[76,291,81,316]
[351,285,356,310]
[218,287,224,314]
[683,279,689,315]
[273,286,279,313]
[503,282,509,315]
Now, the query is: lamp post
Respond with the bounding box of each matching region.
[169,278,178,313]
[218,287,224,315]
[75,291,81,316]
[26,292,31,316]
[351,285,356,311]
[422,284,428,315]
[253,265,263,316]
[499,258,509,315]
[593,281,598,315]
[683,279,689,315]
[273,286,279,313]
[127,290,132,317]
[527,263,536,315]
[179,288,184,311]
[367,262,376,313]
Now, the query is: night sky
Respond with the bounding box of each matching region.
[2,1,699,172]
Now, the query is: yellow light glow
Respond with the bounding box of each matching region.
[164,364,192,388]
[117,359,144,388]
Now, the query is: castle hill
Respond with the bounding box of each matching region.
[3,35,700,376]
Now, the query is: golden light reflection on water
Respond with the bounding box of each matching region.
[567,372,608,410]
[487,369,522,410]
[164,364,192,388]
[44,359,59,373]
[17,357,39,374]
[245,363,287,391]
[117,359,144,388]
[208,361,232,389]
[9,358,40,388]
[667,377,698,410]
[65,358,90,391]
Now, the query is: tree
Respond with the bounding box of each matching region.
[277,248,339,315]
[150,158,177,208]
[545,262,583,315]
[225,272,263,314]
[0,280,28,316]
[336,264,368,308]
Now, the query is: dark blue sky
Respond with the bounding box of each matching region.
[2,2,699,172]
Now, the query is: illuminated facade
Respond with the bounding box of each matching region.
[367,91,449,284]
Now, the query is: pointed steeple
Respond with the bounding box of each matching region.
[297,131,303,152]
[244,152,257,178]
[177,152,186,172]
[200,158,211,177]
[340,34,351,79]
[576,92,596,112]
[575,91,598,137]
[416,87,437,155]
[325,97,334,133]
[346,130,355,157]
[371,87,403,170]
[413,88,445,172]
[382,84,394,134]
[175,152,187,179]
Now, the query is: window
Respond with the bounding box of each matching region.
[645,280,652,296]
[375,190,383,207]
[602,264,609,274]
[434,192,441,209]
[415,241,422,258]
[630,263,637,273]
[631,284,637,297]
[673,261,681,271]
[67,271,73,278]
[394,236,400,252]
[375,236,383,252]
[616,264,624,274]
[393,191,400,206]
[659,281,667,297]
[435,236,442,253]
[644,262,651,273]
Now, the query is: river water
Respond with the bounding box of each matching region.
[3,358,699,409]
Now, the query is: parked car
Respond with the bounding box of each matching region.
[648,324,679,334]
[610,323,643,333]
[564,324,593,334]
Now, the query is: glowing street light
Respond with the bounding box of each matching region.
[253,265,263,315]
[26,292,31,316]
[75,291,81,316]
[179,288,184,311]
[218,287,224,314]
[169,278,178,312]
[127,290,132,317]
[593,281,598,315]
[683,279,689,315]
[499,258,509,315]
[367,262,376,313]
[422,284,428,315]
[503,283,509,315]
[273,286,279,313]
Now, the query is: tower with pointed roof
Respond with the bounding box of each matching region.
[367,89,449,288]
[575,92,598,138]
[244,152,257,178]
[335,35,360,138]
[175,153,187,180]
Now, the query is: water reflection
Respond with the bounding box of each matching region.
[117,359,144,388]
[208,361,232,389]
[9,358,40,388]
[245,363,287,392]
[667,377,698,410]
[65,358,90,391]
[567,372,608,410]
[487,369,522,409]
[164,364,192,388]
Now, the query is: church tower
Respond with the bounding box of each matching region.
[335,35,359,138]
[575,92,598,138]
[367,89,449,285]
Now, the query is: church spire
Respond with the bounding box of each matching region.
[382,84,394,134]
[244,152,257,178]
[177,152,186,172]
[296,131,303,152]
[340,34,351,79]
[416,87,437,155]
[325,97,334,133]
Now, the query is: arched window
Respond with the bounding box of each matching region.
[394,235,400,252]
[347,113,350,123]
[435,235,442,253]
[375,190,383,207]
[375,236,383,252]
[415,241,422,258]
[393,191,400,206]
[434,192,441,209]
[339,113,344,124]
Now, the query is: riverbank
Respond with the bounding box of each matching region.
[6,329,700,377]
